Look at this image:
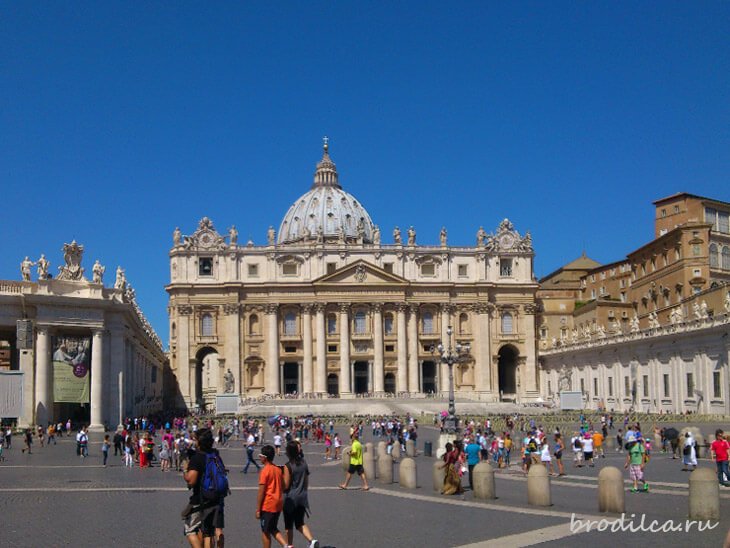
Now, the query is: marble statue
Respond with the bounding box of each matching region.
[302,225,311,240]
[223,368,235,393]
[648,311,660,329]
[558,367,571,392]
[372,225,381,245]
[36,254,49,280]
[596,324,606,338]
[92,260,105,284]
[551,336,557,348]
[316,225,324,244]
[571,327,578,343]
[610,319,622,334]
[670,307,683,325]
[407,226,416,246]
[56,241,85,281]
[440,227,447,247]
[228,225,238,245]
[725,292,730,313]
[20,256,34,281]
[393,226,402,245]
[173,227,182,247]
[356,219,365,240]
[700,300,709,319]
[337,225,345,244]
[267,226,276,246]
[114,266,126,290]
[693,301,701,320]
[476,227,487,247]
[630,314,640,333]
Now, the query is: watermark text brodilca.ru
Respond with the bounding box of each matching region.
[570,513,719,534]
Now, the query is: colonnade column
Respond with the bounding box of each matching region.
[339,303,351,396]
[373,303,384,394]
[90,328,104,431]
[440,305,452,395]
[265,304,280,395]
[314,304,326,393]
[34,326,51,427]
[522,304,539,398]
[475,303,491,396]
[302,304,313,394]
[396,303,408,392]
[223,304,241,394]
[176,305,192,408]
[408,305,419,393]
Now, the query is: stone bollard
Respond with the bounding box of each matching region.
[688,468,720,520]
[605,434,615,450]
[433,460,446,492]
[473,462,496,500]
[341,446,352,471]
[377,452,393,484]
[399,457,417,489]
[392,441,402,460]
[406,439,416,457]
[365,442,374,454]
[378,441,387,454]
[598,466,625,513]
[363,447,377,480]
[527,464,551,507]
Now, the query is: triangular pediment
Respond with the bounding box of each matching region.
[313,259,408,286]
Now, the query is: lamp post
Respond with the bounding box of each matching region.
[432,325,470,436]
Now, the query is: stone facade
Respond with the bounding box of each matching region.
[167,143,540,409]
[0,244,166,430]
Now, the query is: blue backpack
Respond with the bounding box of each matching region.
[200,452,229,504]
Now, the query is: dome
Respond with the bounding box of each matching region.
[278,142,376,245]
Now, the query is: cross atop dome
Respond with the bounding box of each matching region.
[313,136,340,189]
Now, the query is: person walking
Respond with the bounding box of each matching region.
[554,433,565,476]
[571,432,583,467]
[283,441,319,548]
[102,434,110,466]
[256,444,288,548]
[582,432,595,467]
[464,437,481,490]
[710,429,730,487]
[22,428,32,454]
[339,432,369,491]
[624,438,649,493]
[243,432,260,474]
[682,432,698,471]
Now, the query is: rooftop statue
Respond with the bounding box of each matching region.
[20,256,34,281]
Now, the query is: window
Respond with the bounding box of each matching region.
[459,313,469,334]
[580,379,585,394]
[661,208,666,218]
[710,244,719,268]
[327,314,337,335]
[151,366,157,384]
[624,376,630,397]
[600,272,606,280]
[501,312,513,334]
[327,262,337,274]
[248,263,258,277]
[384,314,394,335]
[383,263,393,273]
[385,344,394,352]
[686,373,694,397]
[422,311,434,334]
[539,327,547,339]
[171,322,176,339]
[354,310,366,334]
[283,263,298,276]
[693,245,701,256]
[591,289,596,299]
[548,380,552,395]
[719,211,729,234]
[201,313,214,337]
[643,375,649,398]
[593,378,598,397]
[608,377,614,397]
[327,344,337,353]
[199,258,213,276]
[674,205,679,214]
[249,314,259,335]
[421,263,435,276]
[458,264,468,277]
[713,371,721,399]
[705,207,717,229]
[284,312,297,336]
[500,259,512,277]
[693,268,701,277]
[620,292,627,303]
[663,374,670,398]
[723,247,730,270]
[284,346,296,353]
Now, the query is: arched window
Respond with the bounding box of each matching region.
[709,243,719,268]
[249,314,259,335]
[459,313,469,335]
[201,313,214,337]
[501,312,513,334]
[284,312,297,336]
[327,314,337,335]
[384,313,394,335]
[723,246,730,270]
[171,322,176,339]
[422,311,434,334]
[354,310,366,334]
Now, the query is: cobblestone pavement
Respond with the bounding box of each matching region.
[0,424,728,547]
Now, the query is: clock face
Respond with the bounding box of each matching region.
[499,233,515,249]
[199,231,214,248]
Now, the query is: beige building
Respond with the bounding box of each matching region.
[0,242,166,429]
[167,143,540,410]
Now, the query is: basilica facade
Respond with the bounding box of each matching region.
[167,143,539,410]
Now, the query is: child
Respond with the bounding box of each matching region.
[256,445,289,548]
[102,434,110,466]
[624,440,649,493]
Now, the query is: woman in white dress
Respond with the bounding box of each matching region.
[682,432,698,471]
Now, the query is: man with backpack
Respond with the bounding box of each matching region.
[183,428,228,547]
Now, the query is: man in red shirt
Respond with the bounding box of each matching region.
[256,445,290,548]
[710,429,730,487]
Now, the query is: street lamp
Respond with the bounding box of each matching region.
[432,325,470,436]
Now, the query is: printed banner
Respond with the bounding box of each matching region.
[52,336,90,403]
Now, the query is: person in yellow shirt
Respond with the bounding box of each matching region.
[339,432,369,491]
[592,431,605,459]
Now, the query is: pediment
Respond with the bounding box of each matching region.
[313,260,408,286]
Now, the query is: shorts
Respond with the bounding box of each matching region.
[584,451,594,460]
[555,451,562,460]
[348,464,364,475]
[283,500,307,529]
[183,503,224,537]
[629,464,643,481]
[260,511,280,534]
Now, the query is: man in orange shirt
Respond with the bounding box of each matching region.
[592,430,605,459]
[256,445,290,548]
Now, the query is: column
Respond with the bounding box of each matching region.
[408,305,419,394]
[90,328,104,430]
[109,327,126,429]
[34,327,51,427]
[339,303,351,396]
[440,305,452,395]
[373,303,384,394]
[522,304,539,398]
[19,347,34,428]
[176,305,192,408]
[302,304,313,394]
[475,304,491,395]
[314,304,327,393]
[396,304,408,392]
[265,304,280,395]
[224,304,241,394]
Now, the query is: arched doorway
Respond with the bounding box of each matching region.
[384,373,396,394]
[282,362,299,394]
[353,361,369,394]
[195,346,219,409]
[498,345,518,397]
[421,361,437,394]
[327,373,339,396]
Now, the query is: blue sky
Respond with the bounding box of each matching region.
[2,3,728,343]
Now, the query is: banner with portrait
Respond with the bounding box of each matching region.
[52,336,90,403]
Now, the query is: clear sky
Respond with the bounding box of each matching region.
[3,3,728,344]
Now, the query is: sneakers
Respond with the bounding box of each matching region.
[630,487,639,493]
[309,541,320,548]
[643,482,649,492]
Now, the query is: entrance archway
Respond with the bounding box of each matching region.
[421,361,437,394]
[327,373,339,396]
[498,345,518,396]
[195,346,219,408]
[353,362,369,394]
[283,362,299,394]
[384,373,396,394]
